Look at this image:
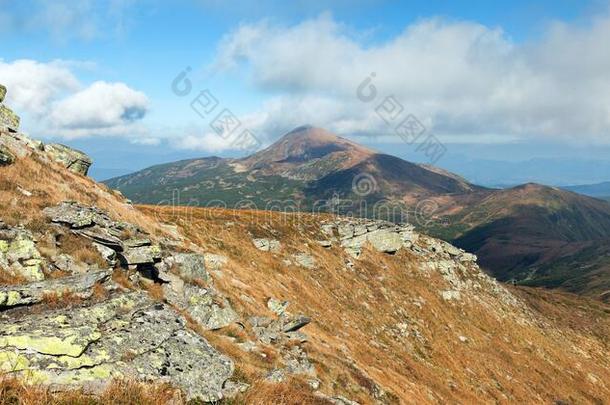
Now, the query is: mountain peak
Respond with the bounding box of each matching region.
[241,126,375,169]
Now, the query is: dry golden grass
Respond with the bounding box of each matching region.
[3,143,610,403]
[111,269,133,289]
[242,379,332,405]
[138,205,610,404]
[142,281,165,301]
[0,270,26,286]
[0,153,166,238]
[40,290,84,309]
[57,233,107,269]
[0,376,180,405]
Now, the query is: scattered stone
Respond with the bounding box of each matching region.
[441,290,461,301]
[51,253,87,274]
[1,229,45,282]
[266,368,287,383]
[222,381,250,398]
[123,238,151,248]
[320,224,334,237]
[458,335,468,343]
[253,238,281,253]
[365,229,403,254]
[459,253,477,262]
[318,240,332,248]
[44,143,93,176]
[237,341,257,352]
[308,378,321,390]
[294,253,315,269]
[44,202,102,229]
[76,226,124,250]
[281,315,311,332]
[93,243,117,266]
[267,297,289,316]
[329,395,361,405]
[204,253,228,271]
[283,345,316,376]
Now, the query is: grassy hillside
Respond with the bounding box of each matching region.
[2,129,610,403]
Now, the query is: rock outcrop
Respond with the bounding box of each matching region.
[0,85,93,176]
[0,144,15,166]
[0,271,109,308]
[44,144,93,176]
[0,292,234,401]
[0,226,45,282]
[0,201,240,401]
[0,85,19,132]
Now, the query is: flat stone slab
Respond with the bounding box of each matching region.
[0,270,110,309]
[44,144,93,176]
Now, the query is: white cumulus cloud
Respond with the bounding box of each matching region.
[212,13,610,144]
[0,59,150,140]
[47,81,149,138]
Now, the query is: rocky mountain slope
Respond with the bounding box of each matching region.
[425,183,610,298]
[1,101,610,403]
[106,126,610,299]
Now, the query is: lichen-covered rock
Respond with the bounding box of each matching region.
[0,131,39,159]
[0,144,15,165]
[119,245,162,265]
[93,243,117,267]
[44,202,100,229]
[1,229,45,282]
[77,226,124,251]
[267,297,289,316]
[249,312,311,344]
[44,143,92,176]
[162,272,238,330]
[253,238,281,253]
[294,253,315,269]
[0,271,109,309]
[167,253,210,283]
[365,229,403,253]
[0,292,234,401]
[0,104,20,132]
[204,253,228,271]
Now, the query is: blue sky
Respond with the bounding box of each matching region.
[1,0,610,184]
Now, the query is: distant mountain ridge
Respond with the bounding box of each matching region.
[563,181,610,198]
[105,126,610,299]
